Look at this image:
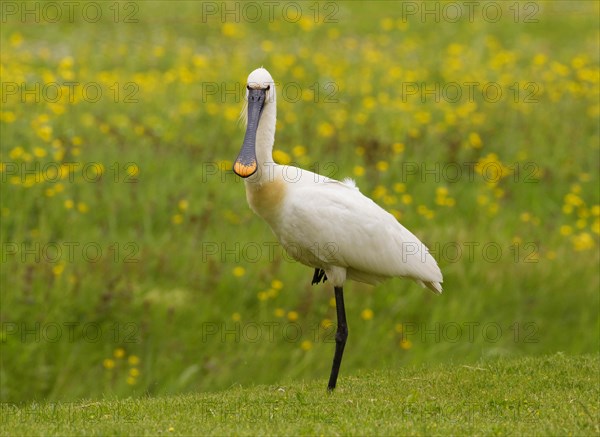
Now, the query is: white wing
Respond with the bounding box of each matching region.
[277,178,443,293]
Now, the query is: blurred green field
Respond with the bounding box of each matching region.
[1,1,599,404]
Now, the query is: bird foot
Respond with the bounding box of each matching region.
[311,268,328,285]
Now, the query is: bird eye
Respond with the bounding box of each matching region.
[246,84,270,91]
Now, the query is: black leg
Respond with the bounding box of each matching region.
[327,286,348,391]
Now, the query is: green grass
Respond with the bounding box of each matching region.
[2,354,598,436]
[1,0,599,413]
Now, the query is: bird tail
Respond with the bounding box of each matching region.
[417,280,443,294]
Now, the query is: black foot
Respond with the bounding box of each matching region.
[311,268,328,285]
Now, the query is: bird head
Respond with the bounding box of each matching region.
[233,68,275,178]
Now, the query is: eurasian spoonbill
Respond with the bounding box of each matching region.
[233,67,443,391]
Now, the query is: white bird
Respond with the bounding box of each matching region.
[233,67,443,391]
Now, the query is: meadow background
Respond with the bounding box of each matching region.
[1,0,599,405]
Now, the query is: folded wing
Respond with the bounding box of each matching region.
[277,180,443,293]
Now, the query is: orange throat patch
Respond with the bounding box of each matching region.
[246,177,286,222]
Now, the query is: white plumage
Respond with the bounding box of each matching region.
[235,68,443,294]
[233,67,443,390]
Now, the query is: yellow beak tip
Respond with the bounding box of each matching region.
[233,161,257,178]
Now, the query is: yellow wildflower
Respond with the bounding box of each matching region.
[468,132,483,148]
[376,161,389,172]
[300,340,313,351]
[560,225,573,236]
[361,308,374,321]
[321,318,333,329]
[273,150,291,165]
[232,266,245,277]
[399,339,412,350]
[317,122,334,138]
[392,143,405,154]
[178,200,189,211]
[572,233,594,251]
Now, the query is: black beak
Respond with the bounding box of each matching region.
[233,87,268,178]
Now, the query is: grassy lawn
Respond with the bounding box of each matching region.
[1,1,598,433]
[2,354,598,436]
